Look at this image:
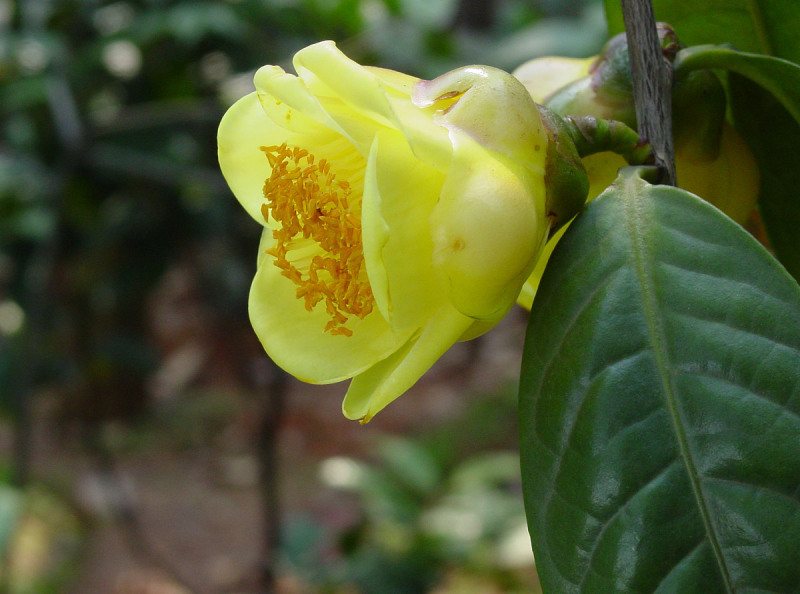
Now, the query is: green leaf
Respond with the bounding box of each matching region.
[674,45,800,124]
[519,167,800,593]
[670,46,800,282]
[603,0,800,63]
[728,73,800,284]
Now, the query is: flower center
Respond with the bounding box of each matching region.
[260,143,374,336]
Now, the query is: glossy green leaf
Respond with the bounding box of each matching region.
[728,73,800,283]
[674,45,800,124]
[519,167,800,593]
[603,0,800,63]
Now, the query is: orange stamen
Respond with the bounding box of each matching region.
[260,143,373,335]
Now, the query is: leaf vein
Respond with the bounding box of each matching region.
[675,366,800,427]
[669,311,800,360]
[702,475,800,509]
[577,459,681,588]
[653,538,707,591]
[658,261,800,318]
[531,266,627,453]
[623,188,735,591]
[531,265,627,395]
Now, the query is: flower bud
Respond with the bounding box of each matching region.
[511,24,760,308]
[513,24,759,225]
[541,23,680,126]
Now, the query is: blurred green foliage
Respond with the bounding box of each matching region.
[0,485,83,593]
[0,0,604,426]
[0,0,603,589]
[282,388,541,593]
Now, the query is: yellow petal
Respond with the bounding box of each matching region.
[253,63,382,156]
[293,41,398,128]
[365,63,455,171]
[218,92,284,224]
[385,91,454,174]
[342,305,475,422]
[458,313,509,342]
[512,56,595,103]
[517,224,567,310]
[584,151,626,200]
[293,41,453,172]
[253,64,341,136]
[249,229,411,384]
[218,89,341,225]
[365,65,419,95]
[414,65,546,173]
[362,130,446,331]
[432,132,547,320]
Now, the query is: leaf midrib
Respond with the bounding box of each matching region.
[621,186,735,592]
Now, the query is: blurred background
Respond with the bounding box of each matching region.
[0,0,606,592]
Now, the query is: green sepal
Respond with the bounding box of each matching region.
[538,105,590,236]
[545,24,681,127]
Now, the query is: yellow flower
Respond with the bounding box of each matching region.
[218,42,551,421]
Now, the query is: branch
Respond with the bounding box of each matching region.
[258,359,288,592]
[621,0,676,185]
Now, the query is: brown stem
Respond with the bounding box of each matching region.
[620,0,676,185]
[258,360,288,593]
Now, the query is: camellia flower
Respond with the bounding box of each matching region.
[218,42,570,422]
